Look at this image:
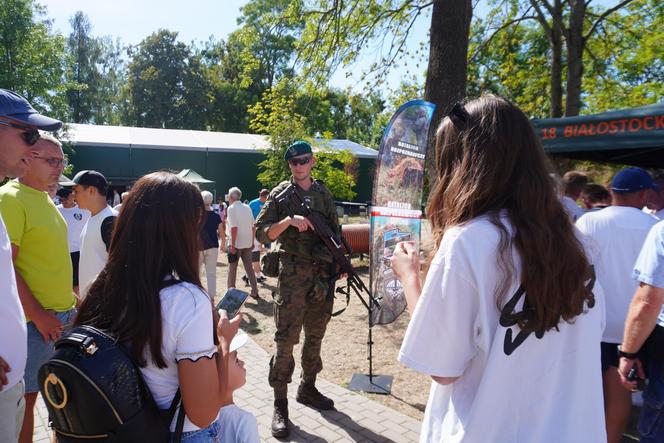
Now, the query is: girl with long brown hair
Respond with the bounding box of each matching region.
[75,171,240,442]
[392,95,605,442]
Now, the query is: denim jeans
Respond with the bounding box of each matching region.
[171,418,222,443]
[639,360,664,442]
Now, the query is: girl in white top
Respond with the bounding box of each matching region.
[391,96,606,443]
[75,172,240,442]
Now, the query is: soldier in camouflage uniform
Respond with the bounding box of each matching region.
[255,141,339,438]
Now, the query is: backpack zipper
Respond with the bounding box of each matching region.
[55,429,109,439]
[50,359,124,425]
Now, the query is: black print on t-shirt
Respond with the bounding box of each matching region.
[499,267,596,356]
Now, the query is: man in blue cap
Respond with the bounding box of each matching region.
[577,167,659,443]
[0,89,62,443]
[255,141,340,438]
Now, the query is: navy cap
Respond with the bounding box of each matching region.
[611,167,659,193]
[72,170,108,194]
[0,89,62,132]
[284,140,312,160]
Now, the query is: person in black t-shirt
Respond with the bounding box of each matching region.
[200,191,223,298]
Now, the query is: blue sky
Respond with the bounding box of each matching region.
[38,0,432,92]
[40,0,248,47]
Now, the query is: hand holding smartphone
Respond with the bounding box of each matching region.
[216,288,249,319]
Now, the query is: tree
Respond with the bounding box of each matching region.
[294,88,384,146]
[123,30,209,129]
[93,36,126,125]
[467,13,551,116]
[65,11,102,123]
[200,0,302,133]
[470,0,662,117]
[582,0,663,113]
[249,80,358,199]
[267,0,473,183]
[0,0,67,117]
[482,0,639,116]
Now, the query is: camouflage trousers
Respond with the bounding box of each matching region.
[269,255,334,399]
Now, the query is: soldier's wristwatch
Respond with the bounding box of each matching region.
[617,345,638,360]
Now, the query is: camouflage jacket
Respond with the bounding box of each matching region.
[255,178,339,262]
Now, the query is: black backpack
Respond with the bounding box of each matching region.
[38,325,185,442]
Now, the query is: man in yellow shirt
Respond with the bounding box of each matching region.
[0,133,75,443]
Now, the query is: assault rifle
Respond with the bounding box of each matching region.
[275,184,379,311]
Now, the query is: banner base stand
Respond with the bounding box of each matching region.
[348,373,393,395]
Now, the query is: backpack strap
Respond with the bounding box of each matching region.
[166,389,186,443]
[100,215,117,252]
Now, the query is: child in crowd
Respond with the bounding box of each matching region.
[218,330,260,443]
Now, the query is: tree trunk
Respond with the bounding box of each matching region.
[550,0,563,117]
[424,0,472,185]
[565,0,586,116]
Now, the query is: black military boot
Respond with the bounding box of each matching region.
[271,399,290,438]
[296,383,335,410]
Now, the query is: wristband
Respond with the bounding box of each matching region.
[617,345,638,360]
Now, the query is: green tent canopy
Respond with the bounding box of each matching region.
[177,169,214,184]
[532,102,664,168]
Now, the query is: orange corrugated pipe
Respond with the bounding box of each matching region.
[341,223,370,254]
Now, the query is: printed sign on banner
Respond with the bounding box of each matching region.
[370,100,435,326]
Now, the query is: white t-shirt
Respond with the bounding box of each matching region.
[141,281,219,432]
[576,206,657,343]
[79,205,117,298]
[560,195,585,221]
[57,204,91,253]
[399,215,605,443]
[0,215,27,390]
[227,201,255,249]
[218,404,259,443]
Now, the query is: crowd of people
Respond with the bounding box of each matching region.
[2,86,664,443]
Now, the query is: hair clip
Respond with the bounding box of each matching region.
[448,102,470,129]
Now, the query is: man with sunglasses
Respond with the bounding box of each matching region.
[255,141,340,438]
[0,129,76,443]
[0,89,63,443]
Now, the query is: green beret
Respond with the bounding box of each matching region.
[284,140,313,160]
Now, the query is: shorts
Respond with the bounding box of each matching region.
[251,250,260,262]
[0,379,25,443]
[601,342,619,372]
[171,418,222,443]
[70,251,80,286]
[639,360,664,442]
[25,309,76,393]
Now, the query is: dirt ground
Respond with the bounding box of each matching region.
[206,253,429,421]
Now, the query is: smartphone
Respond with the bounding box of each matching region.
[216,288,249,318]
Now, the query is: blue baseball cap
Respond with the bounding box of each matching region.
[611,167,659,193]
[0,89,62,131]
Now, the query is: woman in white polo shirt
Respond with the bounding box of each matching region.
[391,95,606,442]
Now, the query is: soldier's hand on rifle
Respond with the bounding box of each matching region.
[288,215,314,232]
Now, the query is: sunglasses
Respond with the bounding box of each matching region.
[288,156,312,166]
[448,102,471,129]
[0,120,40,145]
[33,155,68,169]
